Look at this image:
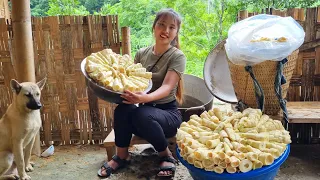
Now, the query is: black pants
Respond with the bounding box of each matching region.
[114,100,182,152]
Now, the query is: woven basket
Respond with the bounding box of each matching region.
[228,50,299,115]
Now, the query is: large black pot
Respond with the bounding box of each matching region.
[179,74,214,122]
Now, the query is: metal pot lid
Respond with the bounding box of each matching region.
[203,39,238,104]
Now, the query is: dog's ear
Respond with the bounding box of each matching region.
[10,79,21,94]
[36,77,47,90]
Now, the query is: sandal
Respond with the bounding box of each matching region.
[157,156,177,178]
[97,155,130,178]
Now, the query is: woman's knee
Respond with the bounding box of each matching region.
[130,106,153,126]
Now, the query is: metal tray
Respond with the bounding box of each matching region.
[80,59,153,104]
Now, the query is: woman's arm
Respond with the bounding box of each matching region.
[121,70,179,104]
[146,70,180,102]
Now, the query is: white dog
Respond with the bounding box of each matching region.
[0,78,46,180]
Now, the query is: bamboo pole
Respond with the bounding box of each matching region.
[11,0,35,82]
[121,27,131,57]
[11,0,40,156]
[1,0,10,20]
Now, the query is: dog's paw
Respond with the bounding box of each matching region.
[13,174,19,180]
[2,174,19,180]
[20,174,31,180]
[25,164,34,172]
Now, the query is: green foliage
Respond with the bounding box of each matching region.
[96,0,244,77]
[312,0,320,7]
[172,0,244,76]
[78,0,119,13]
[81,0,104,13]
[47,0,90,16]
[31,0,50,16]
[242,0,318,12]
[98,0,167,57]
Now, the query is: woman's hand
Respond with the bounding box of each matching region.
[120,90,150,104]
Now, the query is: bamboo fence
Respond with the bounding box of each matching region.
[238,7,320,143]
[0,0,10,20]
[0,15,130,146]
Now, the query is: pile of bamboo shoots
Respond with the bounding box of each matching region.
[85,49,151,92]
[177,107,291,174]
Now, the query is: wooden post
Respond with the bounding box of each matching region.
[272,9,280,16]
[121,27,131,57]
[305,8,317,43]
[298,8,305,22]
[11,0,40,156]
[238,10,248,21]
[279,10,287,17]
[266,8,270,15]
[316,7,320,101]
[287,8,298,20]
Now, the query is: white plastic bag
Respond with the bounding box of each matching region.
[225,14,305,66]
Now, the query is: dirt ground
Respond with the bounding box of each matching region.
[28,143,320,180]
[28,100,320,180]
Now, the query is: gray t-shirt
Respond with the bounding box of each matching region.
[134,46,186,104]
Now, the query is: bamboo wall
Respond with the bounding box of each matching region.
[0,0,10,20]
[238,7,320,143]
[0,15,128,145]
